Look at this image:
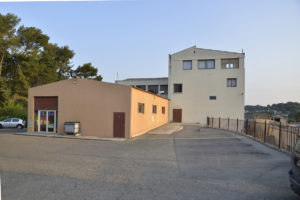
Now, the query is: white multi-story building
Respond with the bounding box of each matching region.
[117,46,245,124]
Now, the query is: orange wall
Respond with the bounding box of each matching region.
[130,88,169,137]
[28,79,131,138]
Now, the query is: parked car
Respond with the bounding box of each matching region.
[289,139,300,195]
[0,118,25,129]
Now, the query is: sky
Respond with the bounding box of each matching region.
[0,0,299,106]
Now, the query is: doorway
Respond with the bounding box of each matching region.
[173,109,182,123]
[113,112,125,138]
[38,110,56,133]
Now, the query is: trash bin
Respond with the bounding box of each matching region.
[64,122,80,135]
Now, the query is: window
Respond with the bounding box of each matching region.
[160,85,168,95]
[12,118,19,122]
[227,78,237,87]
[183,60,192,70]
[226,63,234,69]
[221,58,239,69]
[148,85,158,94]
[136,85,146,90]
[162,106,165,114]
[4,118,11,122]
[198,60,215,69]
[174,84,182,93]
[209,96,217,100]
[152,105,157,114]
[138,103,145,113]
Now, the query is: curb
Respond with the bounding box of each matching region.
[3,132,126,142]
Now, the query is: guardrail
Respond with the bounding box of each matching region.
[207,117,300,152]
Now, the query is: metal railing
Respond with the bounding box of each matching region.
[207,117,300,152]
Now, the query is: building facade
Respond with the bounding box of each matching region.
[117,46,245,124]
[28,78,168,138]
[168,46,245,124]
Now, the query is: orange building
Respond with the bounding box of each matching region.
[27,78,168,138]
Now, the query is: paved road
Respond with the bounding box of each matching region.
[0,126,297,200]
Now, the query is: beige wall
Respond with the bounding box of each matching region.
[28,79,132,138]
[168,46,245,124]
[130,88,169,137]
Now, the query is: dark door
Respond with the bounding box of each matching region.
[113,112,125,138]
[173,109,182,123]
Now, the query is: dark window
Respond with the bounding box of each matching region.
[148,85,158,94]
[152,105,157,114]
[160,85,168,95]
[12,119,19,122]
[183,60,192,70]
[138,103,145,113]
[221,58,239,69]
[162,106,165,114]
[198,60,215,69]
[227,78,237,87]
[4,118,11,122]
[136,85,146,90]
[209,96,217,100]
[174,84,182,93]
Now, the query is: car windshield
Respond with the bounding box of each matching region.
[294,140,300,154]
[4,118,11,122]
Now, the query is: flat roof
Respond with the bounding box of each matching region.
[117,77,168,81]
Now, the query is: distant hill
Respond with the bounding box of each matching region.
[245,102,300,122]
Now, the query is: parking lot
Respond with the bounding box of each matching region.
[0,126,297,200]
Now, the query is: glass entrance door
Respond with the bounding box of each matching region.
[38,110,56,133]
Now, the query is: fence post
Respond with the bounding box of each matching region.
[207,117,209,126]
[219,117,221,129]
[254,120,256,138]
[236,118,238,132]
[264,120,267,143]
[279,122,282,149]
[212,117,214,127]
[246,119,248,135]
[228,117,230,130]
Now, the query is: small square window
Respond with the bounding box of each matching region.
[226,63,234,69]
[174,84,182,93]
[162,106,165,114]
[152,105,157,114]
[227,78,237,87]
[209,96,217,100]
[138,103,145,113]
[183,60,192,70]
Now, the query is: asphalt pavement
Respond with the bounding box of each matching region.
[0,126,297,200]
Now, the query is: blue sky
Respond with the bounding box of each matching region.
[0,0,299,105]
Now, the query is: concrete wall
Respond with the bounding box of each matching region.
[130,87,169,137]
[168,46,245,124]
[28,79,132,138]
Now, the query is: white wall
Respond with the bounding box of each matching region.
[168,46,245,124]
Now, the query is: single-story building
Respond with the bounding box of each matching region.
[27,78,169,138]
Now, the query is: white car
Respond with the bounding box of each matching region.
[0,118,25,129]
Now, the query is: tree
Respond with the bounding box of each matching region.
[0,13,20,77]
[74,63,102,81]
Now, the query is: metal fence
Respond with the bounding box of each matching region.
[207,117,300,152]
